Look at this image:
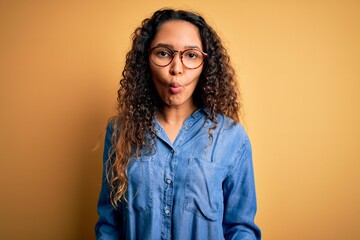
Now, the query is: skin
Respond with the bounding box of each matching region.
[149,20,204,142]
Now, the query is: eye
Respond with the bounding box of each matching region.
[153,47,172,58]
[158,51,170,57]
[183,50,200,60]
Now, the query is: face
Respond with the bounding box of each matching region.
[149,20,204,109]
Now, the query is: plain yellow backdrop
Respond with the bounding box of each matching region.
[1,0,359,239]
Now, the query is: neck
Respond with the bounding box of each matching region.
[157,102,197,126]
[156,100,198,143]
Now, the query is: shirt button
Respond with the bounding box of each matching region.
[164,209,170,215]
[166,179,172,184]
[170,149,174,153]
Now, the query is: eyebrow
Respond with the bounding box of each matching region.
[153,43,202,50]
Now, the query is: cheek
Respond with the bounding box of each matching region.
[150,65,167,83]
[191,69,203,84]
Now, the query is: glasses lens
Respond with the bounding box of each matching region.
[150,47,173,67]
[182,49,205,69]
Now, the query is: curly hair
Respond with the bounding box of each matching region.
[107,8,241,207]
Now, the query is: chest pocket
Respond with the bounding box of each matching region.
[184,158,227,221]
[127,156,153,212]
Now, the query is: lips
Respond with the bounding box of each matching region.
[169,82,182,94]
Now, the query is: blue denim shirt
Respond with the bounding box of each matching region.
[95,109,261,240]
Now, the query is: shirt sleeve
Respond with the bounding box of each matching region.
[222,136,261,240]
[95,123,123,240]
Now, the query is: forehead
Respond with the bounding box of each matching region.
[151,20,202,48]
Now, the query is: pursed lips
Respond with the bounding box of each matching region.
[169,82,182,94]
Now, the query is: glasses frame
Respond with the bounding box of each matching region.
[148,46,208,69]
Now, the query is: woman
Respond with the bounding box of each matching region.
[96,8,261,240]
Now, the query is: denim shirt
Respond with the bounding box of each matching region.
[95,109,261,240]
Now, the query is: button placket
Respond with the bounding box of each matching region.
[161,148,176,239]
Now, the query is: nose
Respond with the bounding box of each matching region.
[169,52,183,75]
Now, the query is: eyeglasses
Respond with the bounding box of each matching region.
[149,46,208,69]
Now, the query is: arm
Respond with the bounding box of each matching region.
[95,124,122,240]
[222,137,261,240]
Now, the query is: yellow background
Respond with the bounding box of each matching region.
[1,0,359,239]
